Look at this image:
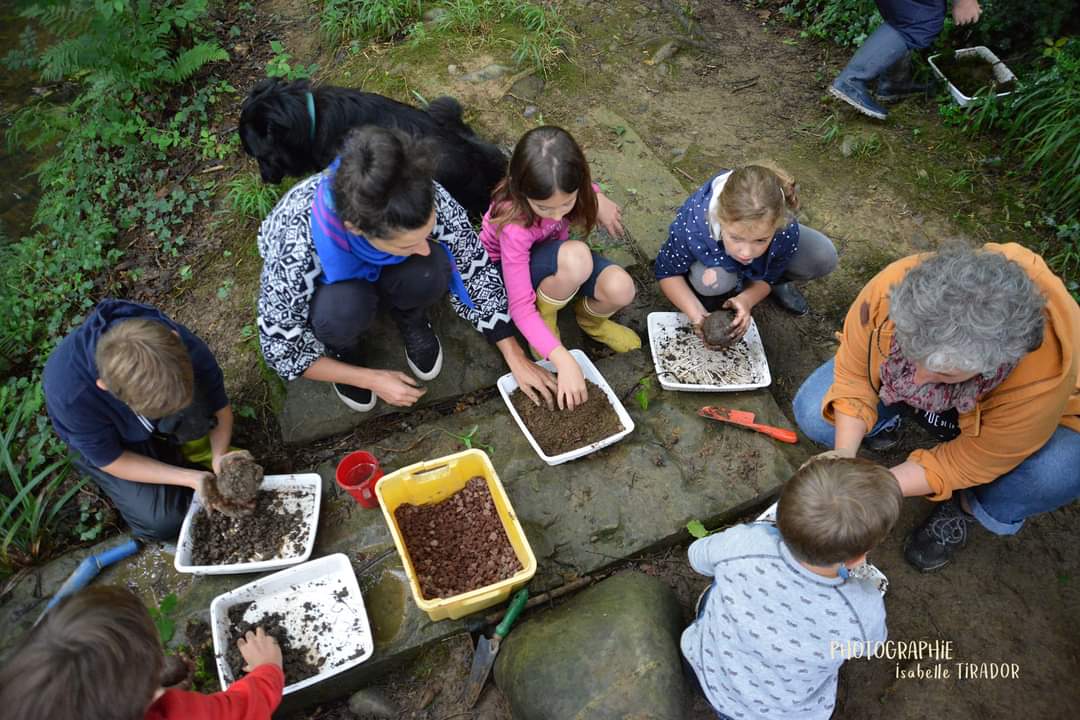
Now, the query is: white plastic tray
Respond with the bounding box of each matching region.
[756,501,888,596]
[209,553,373,695]
[174,473,322,575]
[647,311,771,392]
[928,46,1016,107]
[497,348,635,465]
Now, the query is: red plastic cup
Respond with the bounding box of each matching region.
[335,451,384,508]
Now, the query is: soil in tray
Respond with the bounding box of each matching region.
[227,602,325,686]
[657,323,762,386]
[190,489,307,565]
[394,477,522,599]
[509,379,625,456]
[936,52,1015,96]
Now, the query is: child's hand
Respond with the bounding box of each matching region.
[690,312,708,341]
[553,354,588,410]
[952,0,981,25]
[596,193,625,238]
[368,369,427,406]
[237,627,282,672]
[721,297,752,341]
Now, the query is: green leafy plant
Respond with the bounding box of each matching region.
[634,378,652,411]
[149,593,179,643]
[320,0,422,44]
[266,39,318,81]
[686,519,715,539]
[75,500,107,542]
[226,172,284,220]
[779,0,881,48]
[0,382,83,573]
[442,425,495,455]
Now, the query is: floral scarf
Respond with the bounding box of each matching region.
[878,338,1016,414]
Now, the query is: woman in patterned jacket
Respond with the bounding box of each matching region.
[256,126,556,412]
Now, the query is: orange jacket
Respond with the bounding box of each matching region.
[822,243,1080,500]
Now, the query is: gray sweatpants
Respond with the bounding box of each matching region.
[688,224,837,296]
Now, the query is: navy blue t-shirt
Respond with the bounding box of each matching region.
[654,171,800,287]
[43,299,228,468]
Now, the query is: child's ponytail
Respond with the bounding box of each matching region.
[716,162,799,230]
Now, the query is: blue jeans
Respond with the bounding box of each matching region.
[793,358,1080,535]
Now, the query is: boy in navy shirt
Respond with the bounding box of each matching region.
[44,299,239,540]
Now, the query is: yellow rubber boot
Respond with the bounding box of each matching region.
[532,288,575,359]
[573,298,641,353]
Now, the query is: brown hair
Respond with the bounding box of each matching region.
[96,319,194,417]
[488,126,598,235]
[0,586,164,720]
[713,163,800,231]
[333,126,435,239]
[776,457,901,565]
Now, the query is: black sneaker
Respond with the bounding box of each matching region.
[864,416,903,451]
[904,499,973,572]
[333,382,376,412]
[771,282,809,316]
[394,309,443,381]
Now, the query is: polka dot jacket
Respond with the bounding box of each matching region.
[654,171,800,287]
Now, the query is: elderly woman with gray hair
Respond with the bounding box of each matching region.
[793,243,1080,571]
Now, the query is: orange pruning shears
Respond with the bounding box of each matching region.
[698,406,799,444]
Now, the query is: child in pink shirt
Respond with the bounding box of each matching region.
[480,126,640,410]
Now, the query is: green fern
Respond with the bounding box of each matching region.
[165,42,229,83]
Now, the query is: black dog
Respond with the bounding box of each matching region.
[239,78,507,219]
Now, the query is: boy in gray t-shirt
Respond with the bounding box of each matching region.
[681,457,902,719]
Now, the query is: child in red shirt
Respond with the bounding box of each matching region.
[0,586,284,720]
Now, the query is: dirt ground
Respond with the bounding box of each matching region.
[154,0,1079,717]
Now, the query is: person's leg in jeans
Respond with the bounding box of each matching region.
[771,224,839,316]
[687,262,740,312]
[792,358,902,446]
[963,426,1080,535]
[73,444,193,542]
[376,241,451,379]
[310,277,380,410]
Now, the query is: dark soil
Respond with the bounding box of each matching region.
[935,52,1015,96]
[216,450,263,505]
[702,309,737,348]
[394,477,522,599]
[190,489,307,565]
[509,379,625,456]
[226,602,325,686]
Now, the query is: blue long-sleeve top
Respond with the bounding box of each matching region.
[654,171,800,287]
[44,299,228,468]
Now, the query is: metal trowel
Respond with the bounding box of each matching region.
[464,588,529,707]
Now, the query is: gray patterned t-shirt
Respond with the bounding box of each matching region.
[680,522,887,719]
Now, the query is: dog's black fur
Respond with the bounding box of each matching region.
[239,78,507,219]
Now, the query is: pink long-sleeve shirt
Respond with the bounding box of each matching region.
[480,209,571,360]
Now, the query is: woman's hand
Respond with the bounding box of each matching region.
[596,193,625,238]
[238,627,283,672]
[952,0,981,25]
[552,351,588,410]
[509,353,557,410]
[721,295,753,341]
[368,369,427,406]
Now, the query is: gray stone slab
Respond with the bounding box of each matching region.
[584,107,690,264]
[278,300,509,444]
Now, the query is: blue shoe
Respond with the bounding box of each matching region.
[829,79,888,120]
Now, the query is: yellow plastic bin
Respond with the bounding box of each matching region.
[375,449,537,621]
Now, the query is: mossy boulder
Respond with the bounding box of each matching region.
[493,572,687,720]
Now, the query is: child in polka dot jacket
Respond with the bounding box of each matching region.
[681,457,901,720]
[654,164,837,341]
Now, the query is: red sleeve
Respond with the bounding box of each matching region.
[145,665,285,720]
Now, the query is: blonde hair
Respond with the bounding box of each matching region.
[776,457,901,565]
[95,319,193,417]
[713,163,800,231]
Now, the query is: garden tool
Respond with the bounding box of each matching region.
[698,406,798,444]
[464,588,529,707]
[35,537,141,625]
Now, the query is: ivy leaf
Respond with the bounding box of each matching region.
[686,520,709,539]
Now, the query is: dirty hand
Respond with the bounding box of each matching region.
[238,627,283,671]
[952,0,981,25]
[596,192,625,238]
[510,356,557,410]
[213,448,254,477]
[161,653,195,690]
[798,448,857,470]
[554,359,588,411]
[369,369,427,407]
[721,296,752,341]
[690,311,708,341]
[194,472,228,514]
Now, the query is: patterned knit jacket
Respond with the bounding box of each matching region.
[256,173,514,381]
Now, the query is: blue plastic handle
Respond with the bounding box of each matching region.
[43,538,141,613]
